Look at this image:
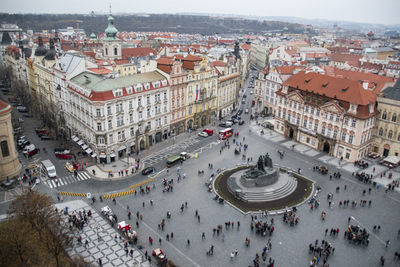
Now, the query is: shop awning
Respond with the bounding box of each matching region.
[118,145,127,151]
[130,141,136,146]
[110,153,116,158]
[72,136,79,142]
[99,154,107,158]
[85,148,92,154]
[81,144,88,150]
[91,153,97,158]
[77,140,84,146]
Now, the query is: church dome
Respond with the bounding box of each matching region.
[34,36,47,57]
[105,14,118,39]
[90,32,97,40]
[44,39,56,60]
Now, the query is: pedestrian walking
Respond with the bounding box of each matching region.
[202,232,205,239]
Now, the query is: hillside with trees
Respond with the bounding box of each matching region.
[0,13,311,35]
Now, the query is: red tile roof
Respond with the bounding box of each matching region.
[211,61,226,67]
[114,59,130,65]
[326,68,393,93]
[174,54,202,62]
[241,44,251,50]
[121,47,157,59]
[329,53,362,67]
[88,68,112,75]
[283,72,376,106]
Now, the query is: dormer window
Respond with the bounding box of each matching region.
[114,90,123,97]
[144,83,150,90]
[135,84,143,92]
[161,80,167,86]
[126,86,133,94]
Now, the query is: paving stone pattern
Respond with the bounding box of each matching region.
[57,200,152,267]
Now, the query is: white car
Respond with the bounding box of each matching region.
[245,109,249,114]
[250,91,253,95]
[198,131,209,137]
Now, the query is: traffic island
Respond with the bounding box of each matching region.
[213,161,314,213]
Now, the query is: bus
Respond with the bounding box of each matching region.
[219,128,233,140]
[166,155,182,168]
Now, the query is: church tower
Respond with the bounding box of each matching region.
[103,5,121,60]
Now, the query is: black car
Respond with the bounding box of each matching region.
[237,109,243,115]
[142,167,156,175]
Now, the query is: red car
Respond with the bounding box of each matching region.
[55,153,72,159]
[35,128,49,135]
[202,129,214,136]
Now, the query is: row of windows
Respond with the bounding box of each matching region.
[381,112,397,122]
[378,128,400,141]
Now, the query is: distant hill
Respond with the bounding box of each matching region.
[0,13,311,35]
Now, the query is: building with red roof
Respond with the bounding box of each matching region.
[274,71,378,162]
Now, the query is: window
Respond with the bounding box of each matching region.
[1,141,9,157]
[308,121,312,129]
[329,113,334,121]
[336,115,340,122]
[311,107,314,114]
[351,119,356,127]
[147,96,150,104]
[118,131,125,141]
[321,126,325,135]
[108,120,112,129]
[314,123,318,132]
[109,134,114,144]
[333,130,338,139]
[288,114,291,122]
[96,108,101,117]
[324,112,328,119]
[130,127,134,136]
[341,133,346,142]
[388,130,393,139]
[303,119,307,128]
[117,116,124,127]
[296,117,300,125]
[129,113,133,123]
[327,128,332,137]
[164,116,167,124]
[316,109,320,116]
[398,134,400,141]
[147,108,151,117]
[138,97,142,106]
[392,114,397,122]
[344,118,349,125]
[98,137,105,145]
[348,135,353,144]
[189,107,193,115]
[379,128,383,136]
[382,112,387,120]
[114,47,118,55]
[345,152,350,159]
[305,105,309,113]
[97,123,102,131]
[107,106,111,115]
[129,100,133,110]
[139,111,143,120]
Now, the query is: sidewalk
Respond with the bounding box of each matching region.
[86,128,212,181]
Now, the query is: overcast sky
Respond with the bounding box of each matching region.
[1,0,399,25]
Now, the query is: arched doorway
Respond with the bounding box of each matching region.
[201,115,207,127]
[383,144,390,157]
[289,128,294,139]
[323,141,330,153]
[140,139,145,150]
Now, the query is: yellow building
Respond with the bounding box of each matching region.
[372,80,400,157]
[113,60,137,76]
[0,100,21,181]
[178,55,218,129]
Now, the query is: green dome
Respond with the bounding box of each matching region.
[90,32,97,40]
[105,14,118,39]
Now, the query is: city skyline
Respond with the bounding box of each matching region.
[1,0,399,26]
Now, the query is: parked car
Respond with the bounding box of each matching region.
[23,144,38,156]
[202,129,214,136]
[237,109,243,115]
[16,106,27,113]
[1,178,17,189]
[238,119,245,125]
[198,131,209,137]
[18,140,30,149]
[13,127,23,135]
[40,134,52,140]
[55,153,72,160]
[245,109,249,114]
[142,167,156,175]
[23,114,33,118]
[250,91,253,95]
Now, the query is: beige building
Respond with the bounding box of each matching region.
[372,80,400,157]
[275,72,377,162]
[0,100,21,181]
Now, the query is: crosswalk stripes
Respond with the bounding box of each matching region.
[43,172,91,189]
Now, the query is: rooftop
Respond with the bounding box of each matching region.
[70,71,166,92]
[381,79,400,101]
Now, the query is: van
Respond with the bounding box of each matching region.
[42,160,57,178]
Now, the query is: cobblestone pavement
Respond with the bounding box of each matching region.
[56,200,151,267]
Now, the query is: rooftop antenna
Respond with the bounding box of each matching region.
[109,3,112,15]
